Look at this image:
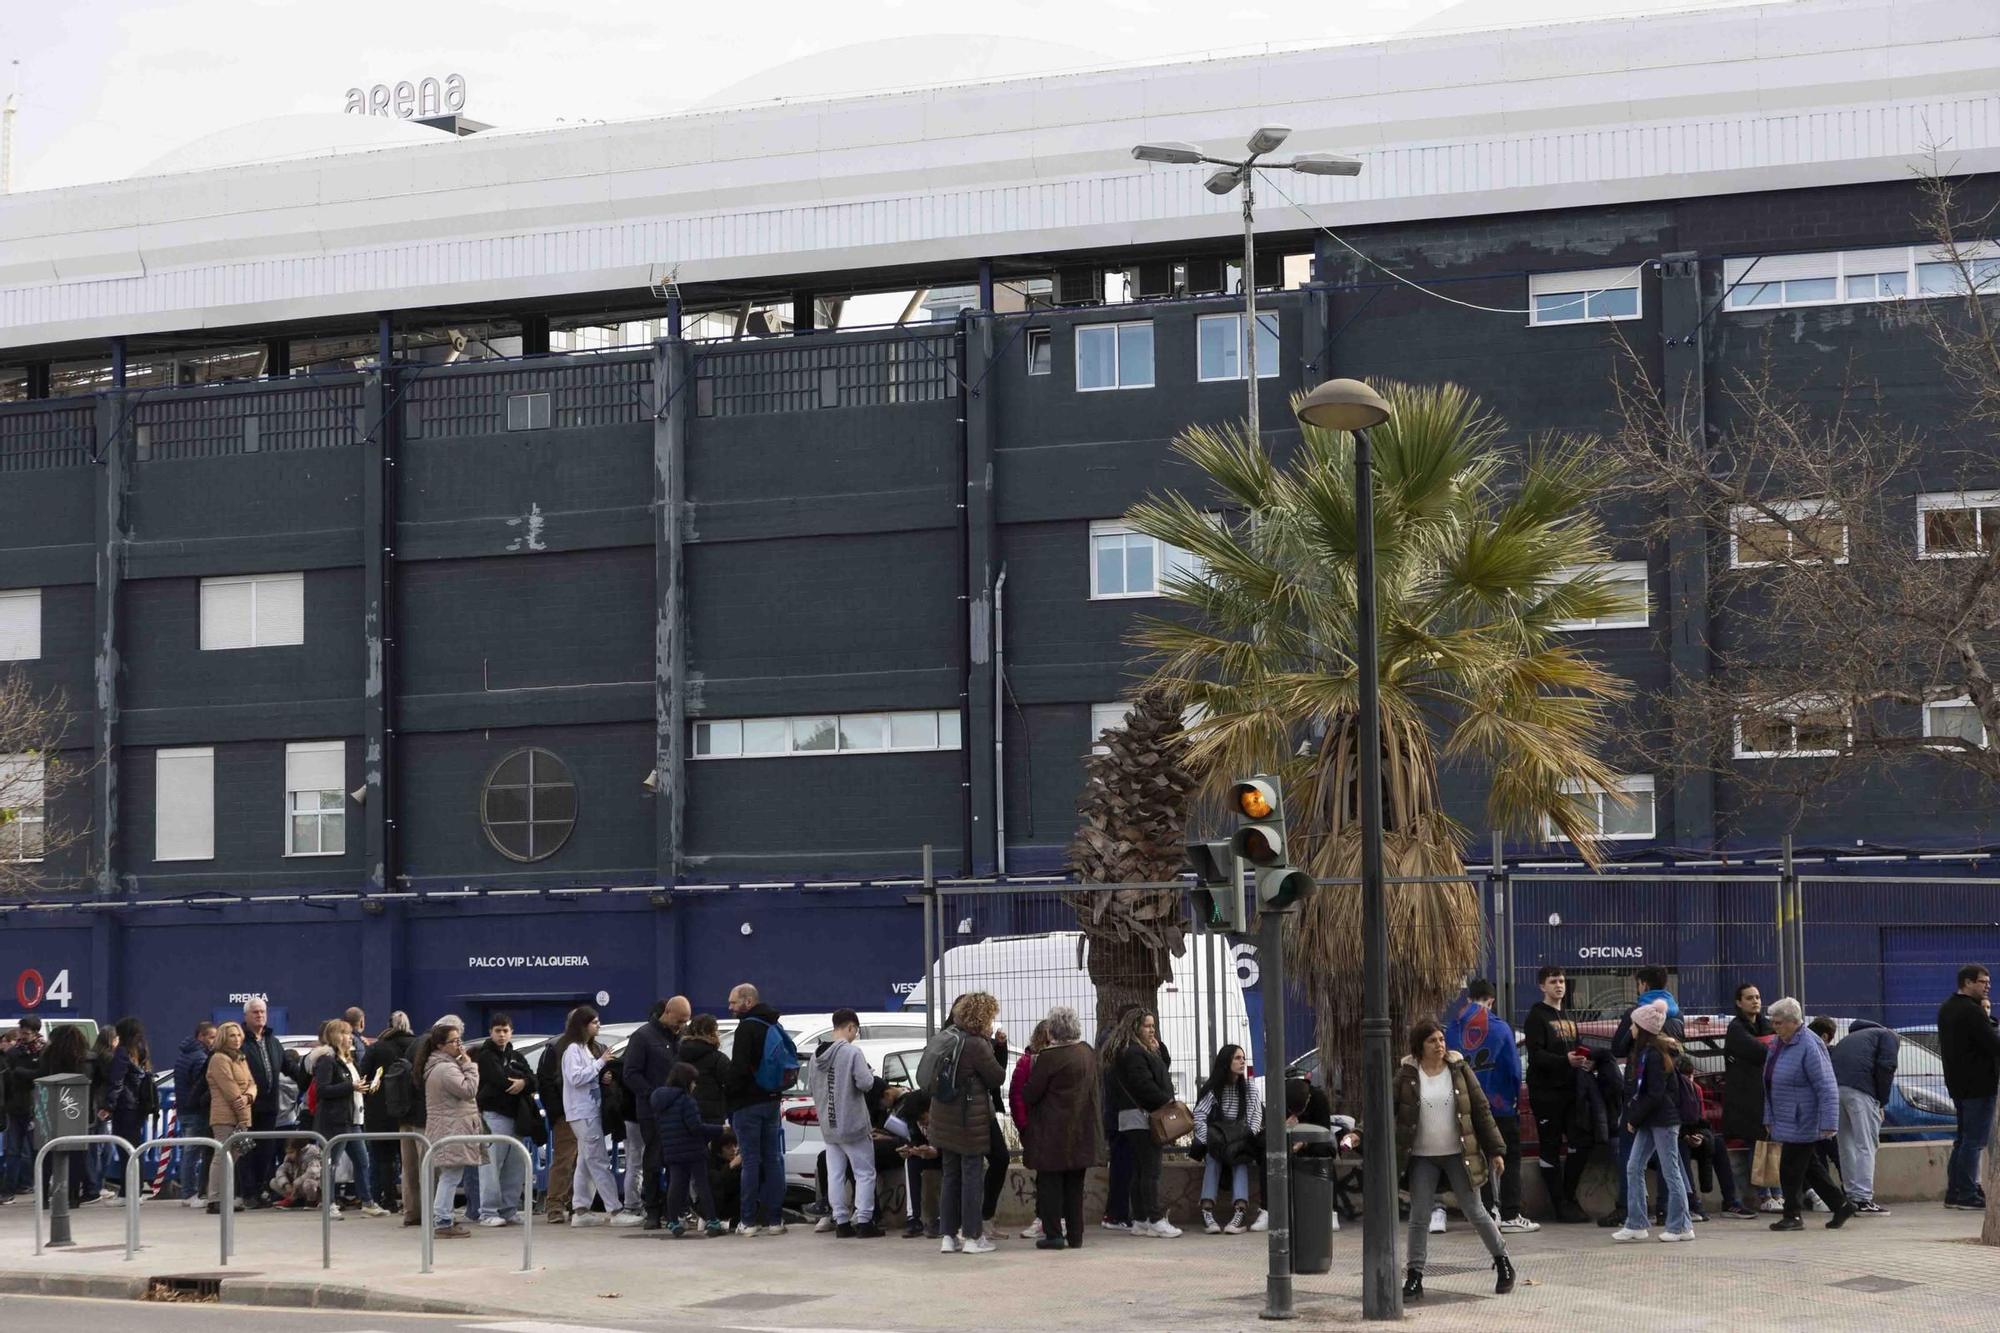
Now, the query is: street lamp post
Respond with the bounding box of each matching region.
[1131,131,1360,445]
[1294,377,1397,1321]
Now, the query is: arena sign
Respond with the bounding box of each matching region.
[344,74,467,120]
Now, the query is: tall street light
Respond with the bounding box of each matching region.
[1132,130,1360,447]
[1295,376,1398,1320]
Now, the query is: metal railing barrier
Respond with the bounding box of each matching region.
[124,1135,227,1263]
[418,1134,535,1274]
[219,1128,326,1263]
[33,1134,136,1256]
[321,1132,430,1268]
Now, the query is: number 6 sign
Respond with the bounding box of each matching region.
[15,967,74,1010]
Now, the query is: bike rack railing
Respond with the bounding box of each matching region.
[32,1134,136,1257]
[124,1136,226,1263]
[321,1131,429,1268]
[419,1134,535,1274]
[220,1128,326,1263]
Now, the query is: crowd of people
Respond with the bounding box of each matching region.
[0,961,1992,1280]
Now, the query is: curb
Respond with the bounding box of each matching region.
[0,1270,153,1302]
[218,1278,502,1315]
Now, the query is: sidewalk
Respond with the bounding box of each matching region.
[2,1198,1998,1330]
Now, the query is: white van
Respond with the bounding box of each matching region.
[899,930,1254,1106]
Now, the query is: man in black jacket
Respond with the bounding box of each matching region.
[472,1014,537,1226]
[1522,965,1591,1222]
[1939,963,1999,1210]
[3,1018,45,1199]
[622,995,688,1228]
[724,984,793,1234]
[239,999,302,1208]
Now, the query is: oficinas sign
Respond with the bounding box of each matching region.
[344,74,467,120]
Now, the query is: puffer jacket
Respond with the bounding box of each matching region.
[1392,1050,1506,1190]
[172,1038,212,1118]
[1827,1020,1899,1105]
[650,1083,727,1165]
[1764,1027,1839,1144]
[423,1051,487,1168]
[919,1027,1005,1157]
[678,1036,731,1124]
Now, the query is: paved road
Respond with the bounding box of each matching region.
[0,1295,780,1333]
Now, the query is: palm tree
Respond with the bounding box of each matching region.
[1066,686,1199,1034]
[1126,381,1634,1099]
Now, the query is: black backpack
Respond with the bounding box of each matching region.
[918,1030,966,1105]
[381,1057,420,1125]
[185,1055,213,1116]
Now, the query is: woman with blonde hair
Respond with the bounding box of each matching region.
[918,991,1006,1253]
[312,1018,385,1218]
[205,1022,256,1213]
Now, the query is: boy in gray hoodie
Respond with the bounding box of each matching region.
[811,1010,883,1237]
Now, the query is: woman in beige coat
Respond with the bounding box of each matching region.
[205,1021,256,1212]
[416,1019,485,1238]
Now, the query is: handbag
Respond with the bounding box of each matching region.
[1209,1109,1256,1165]
[1150,1100,1195,1146]
[1751,1139,1782,1188]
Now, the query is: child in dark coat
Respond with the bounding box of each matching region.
[650,1062,729,1237]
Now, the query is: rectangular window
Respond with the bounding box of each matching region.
[1549,562,1649,630]
[1924,697,1987,749]
[1722,245,2000,310]
[1196,313,1280,381]
[1733,698,1849,759]
[1025,328,1052,376]
[200,573,304,650]
[0,588,40,662]
[1729,501,1847,568]
[1089,521,1199,599]
[1075,321,1155,391]
[1547,775,1655,841]
[285,741,345,857]
[506,392,552,431]
[1527,268,1642,326]
[156,747,215,861]
[1089,701,1134,757]
[1916,490,2000,558]
[0,752,45,863]
[691,711,962,760]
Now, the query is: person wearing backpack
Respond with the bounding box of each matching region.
[171,1022,217,1207]
[1192,1044,1261,1236]
[360,1012,419,1222]
[918,990,1007,1254]
[1450,980,1535,1236]
[723,983,797,1236]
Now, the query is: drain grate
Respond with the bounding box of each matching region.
[145,1275,222,1303]
[1830,1274,1921,1294]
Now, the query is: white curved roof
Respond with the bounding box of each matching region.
[136,113,455,177]
[689,34,1117,111]
[0,0,1996,352]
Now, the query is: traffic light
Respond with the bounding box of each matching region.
[1230,775,1313,912]
[1186,839,1248,934]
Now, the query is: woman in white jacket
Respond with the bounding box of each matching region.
[557,1005,635,1227]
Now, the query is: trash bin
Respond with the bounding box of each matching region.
[1287,1123,1333,1275]
[34,1073,92,1147]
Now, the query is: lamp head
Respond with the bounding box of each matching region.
[1204,167,1244,196]
[1294,378,1393,432]
[1132,141,1206,165]
[1288,152,1363,177]
[1246,125,1291,155]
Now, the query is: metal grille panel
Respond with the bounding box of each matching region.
[133,381,365,461]
[695,333,954,417]
[406,356,651,439]
[0,402,95,471]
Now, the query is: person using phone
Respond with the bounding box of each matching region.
[473,1014,536,1227]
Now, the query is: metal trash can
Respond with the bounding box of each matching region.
[1287,1123,1333,1275]
[34,1073,91,1147]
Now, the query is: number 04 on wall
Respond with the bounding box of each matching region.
[15,967,72,1009]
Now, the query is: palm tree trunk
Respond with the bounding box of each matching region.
[1084,934,1172,1038]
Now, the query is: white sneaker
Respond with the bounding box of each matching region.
[1429,1207,1447,1235]
[1498,1215,1541,1234]
[1759,1197,1784,1214]
[478,1214,508,1228]
[360,1203,389,1218]
[571,1213,610,1227]
[1221,1205,1246,1235]
[327,1205,344,1221]
[1250,1209,1269,1233]
[1100,1219,1133,1233]
[1612,1227,1649,1242]
[1659,1229,1696,1242]
[1150,1218,1183,1238]
[1202,1208,1222,1235]
[736,1222,762,1237]
[814,1215,836,1234]
[1804,1190,1831,1214]
[766,1221,788,1236]
[1329,1210,1341,1232]
[961,1234,996,1254]
[940,1233,963,1253]
[181,1196,200,1209]
[1020,1217,1044,1239]
[610,1211,643,1228]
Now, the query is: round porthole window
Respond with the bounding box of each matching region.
[480,747,577,862]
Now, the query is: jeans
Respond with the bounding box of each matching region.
[1779,1139,1847,1218]
[728,1101,786,1227]
[1624,1126,1690,1233]
[1948,1093,1993,1203]
[1836,1088,1883,1204]
[1120,1128,1163,1223]
[1405,1155,1505,1273]
[825,1139,877,1223]
[433,1165,466,1226]
[480,1111,527,1220]
[1201,1153,1250,1205]
[939,1149,986,1240]
[1609,1123,1635,1215]
[1038,1167,1086,1245]
[330,1138,373,1206]
[178,1114,211,1200]
[570,1112,621,1212]
[1481,1113,1523,1220]
[621,1120,645,1212]
[903,1152,940,1228]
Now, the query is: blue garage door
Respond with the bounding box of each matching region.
[1882,927,2000,1030]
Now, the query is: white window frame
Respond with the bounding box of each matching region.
[1088,520,1201,600]
[1195,312,1280,382]
[1546,774,1655,842]
[199,572,305,650]
[1732,697,1850,760]
[1728,500,1848,569]
[690,710,962,760]
[155,746,216,861]
[1549,561,1649,631]
[1916,490,2000,560]
[1089,699,1206,756]
[284,740,346,857]
[0,588,41,662]
[0,752,45,864]
[1723,242,2000,311]
[1527,268,1643,327]
[1025,328,1052,376]
[1923,696,1988,750]
[1074,320,1155,392]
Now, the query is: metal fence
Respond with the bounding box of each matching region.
[694,330,956,417]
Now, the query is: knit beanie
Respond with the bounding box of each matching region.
[1631,998,1669,1035]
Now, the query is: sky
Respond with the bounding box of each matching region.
[0,0,1779,193]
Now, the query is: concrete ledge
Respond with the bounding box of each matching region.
[0,1269,153,1301]
[217,1278,501,1316]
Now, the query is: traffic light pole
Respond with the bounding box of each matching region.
[1355,424,1400,1320]
[1259,903,1294,1321]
